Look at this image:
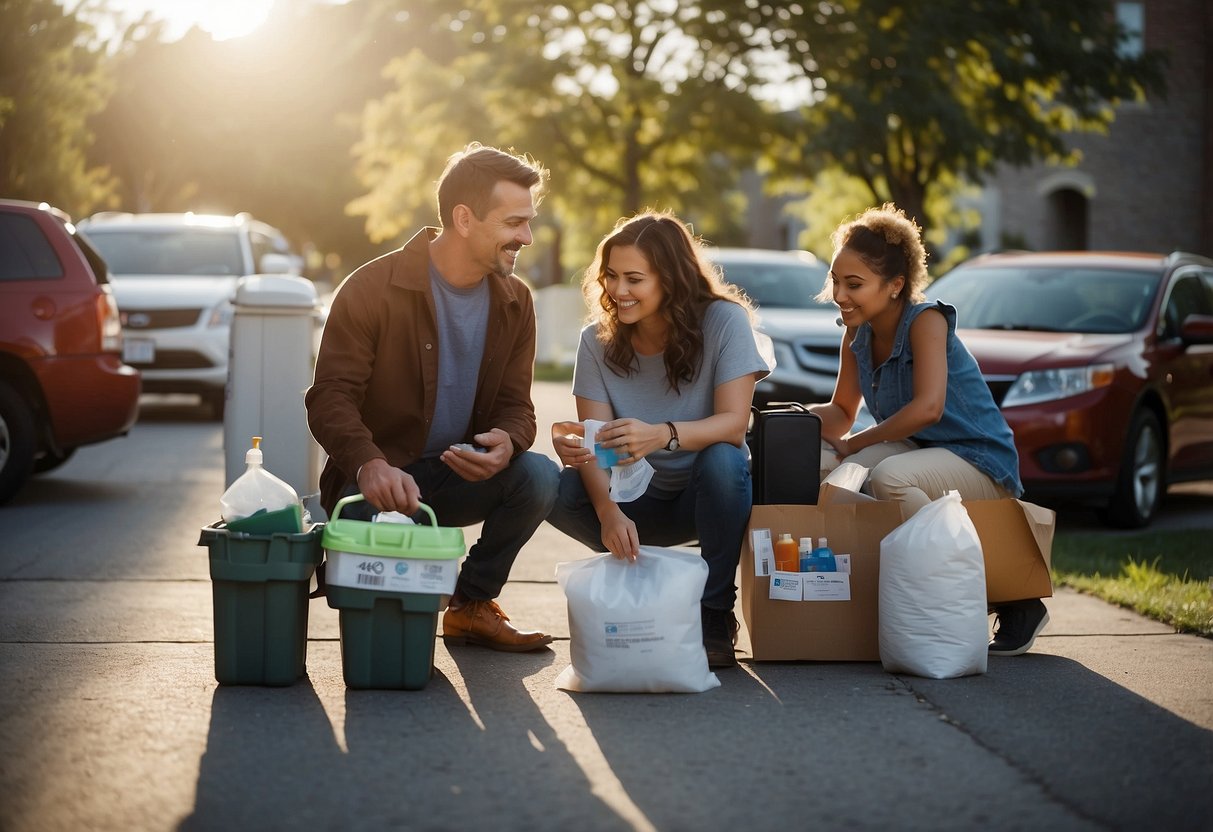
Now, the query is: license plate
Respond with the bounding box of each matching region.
[123,338,155,364]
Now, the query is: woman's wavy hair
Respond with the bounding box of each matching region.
[582,211,754,393]
[818,203,929,304]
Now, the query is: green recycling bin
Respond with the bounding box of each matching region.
[322,495,465,690]
[197,522,324,686]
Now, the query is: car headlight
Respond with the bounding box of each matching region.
[1002,363,1115,407]
[207,301,234,328]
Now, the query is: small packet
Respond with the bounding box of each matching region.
[374,511,415,525]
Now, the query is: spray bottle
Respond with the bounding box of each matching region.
[220,436,303,533]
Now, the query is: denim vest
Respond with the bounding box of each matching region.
[851,301,1023,497]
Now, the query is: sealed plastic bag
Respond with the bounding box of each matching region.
[879,491,988,679]
[555,546,720,693]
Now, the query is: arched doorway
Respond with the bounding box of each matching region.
[1043,187,1089,250]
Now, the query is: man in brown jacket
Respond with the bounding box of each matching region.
[306,143,559,652]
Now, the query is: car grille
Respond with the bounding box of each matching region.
[127,349,216,370]
[121,308,203,330]
[793,340,841,373]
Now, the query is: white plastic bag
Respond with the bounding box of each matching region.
[878,491,988,679]
[554,546,721,693]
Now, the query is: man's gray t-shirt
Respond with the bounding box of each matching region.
[422,264,489,457]
[573,300,771,492]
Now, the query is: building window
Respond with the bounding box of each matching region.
[1116,2,1144,58]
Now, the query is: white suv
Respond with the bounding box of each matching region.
[78,212,301,418]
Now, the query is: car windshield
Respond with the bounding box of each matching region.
[929,265,1161,334]
[82,228,245,276]
[716,260,833,310]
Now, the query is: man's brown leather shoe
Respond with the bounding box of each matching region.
[442,599,553,653]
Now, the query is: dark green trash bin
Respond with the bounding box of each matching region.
[321,495,465,690]
[197,522,324,686]
[326,585,445,690]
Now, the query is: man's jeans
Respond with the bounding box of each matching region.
[546,442,751,610]
[339,451,558,600]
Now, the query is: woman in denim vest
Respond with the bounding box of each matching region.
[808,204,1046,657]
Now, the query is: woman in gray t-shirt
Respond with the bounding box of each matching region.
[547,212,771,668]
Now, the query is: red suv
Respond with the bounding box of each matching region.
[928,251,1213,528]
[0,199,141,503]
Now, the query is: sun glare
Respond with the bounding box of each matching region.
[193,0,274,40]
[106,0,276,41]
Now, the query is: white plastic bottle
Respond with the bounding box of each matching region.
[220,436,303,532]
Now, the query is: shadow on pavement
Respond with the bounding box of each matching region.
[180,680,343,831]
[563,655,1213,830]
[908,653,1213,832]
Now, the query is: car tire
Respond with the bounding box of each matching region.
[1099,408,1164,529]
[0,380,37,505]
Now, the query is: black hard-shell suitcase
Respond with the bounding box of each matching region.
[748,403,822,505]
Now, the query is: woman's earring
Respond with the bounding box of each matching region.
[892,292,899,299]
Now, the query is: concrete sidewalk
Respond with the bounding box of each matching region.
[1,381,1210,832]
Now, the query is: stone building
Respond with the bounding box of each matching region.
[981,0,1212,257]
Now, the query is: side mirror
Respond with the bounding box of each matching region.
[1179,314,1213,345]
[258,252,299,275]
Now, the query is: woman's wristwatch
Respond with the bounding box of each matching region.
[664,421,680,451]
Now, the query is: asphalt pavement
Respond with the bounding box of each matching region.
[0,381,1210,832]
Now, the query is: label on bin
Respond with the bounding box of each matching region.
[326,549,460,595]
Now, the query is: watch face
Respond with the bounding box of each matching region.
[667,437,680,451]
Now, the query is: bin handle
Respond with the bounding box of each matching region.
[330,493,438,527]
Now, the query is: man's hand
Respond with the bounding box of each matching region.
[440,427,512,481]
[357,458,422,515]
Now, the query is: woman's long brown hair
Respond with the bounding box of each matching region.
[582,211,754,393]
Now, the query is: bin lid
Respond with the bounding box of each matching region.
[234,274,319,308]
[321,495,465,560]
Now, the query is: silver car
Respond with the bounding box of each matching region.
[707,247,843,405]
[78,212,300,418]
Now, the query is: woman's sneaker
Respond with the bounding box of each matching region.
[989,598,1049,656]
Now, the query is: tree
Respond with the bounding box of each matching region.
[0,0,116,214]
[752,0,1168,238]
[349,0,783,282]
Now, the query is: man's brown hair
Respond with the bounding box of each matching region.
[436,142,549,227]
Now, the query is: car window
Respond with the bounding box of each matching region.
[83,228,245,276]
[716,261,833,310]
[1161,273,1213,338]
[0,212,63,281]
[929,265,1160,333]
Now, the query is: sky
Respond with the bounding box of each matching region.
[98,0,278,41]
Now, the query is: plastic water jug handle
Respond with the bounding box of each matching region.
[330,493,438,527]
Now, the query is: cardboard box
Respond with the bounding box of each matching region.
[742,496,906,661]
[741,486,1056,662]
[966,498,1055,604]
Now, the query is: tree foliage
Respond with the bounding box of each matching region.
[751,0,1168,237]
[0,0,116,214]
[350,0,781,281]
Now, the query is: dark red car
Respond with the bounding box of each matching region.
[0,199,141,503]
[928,251,1213,528]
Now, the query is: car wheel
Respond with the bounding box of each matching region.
[1099,408,1163,529]
[34,447,76,474]
[0,380,37,505]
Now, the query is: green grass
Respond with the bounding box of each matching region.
[1051,529,1213,637]
[533,363,574,382]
